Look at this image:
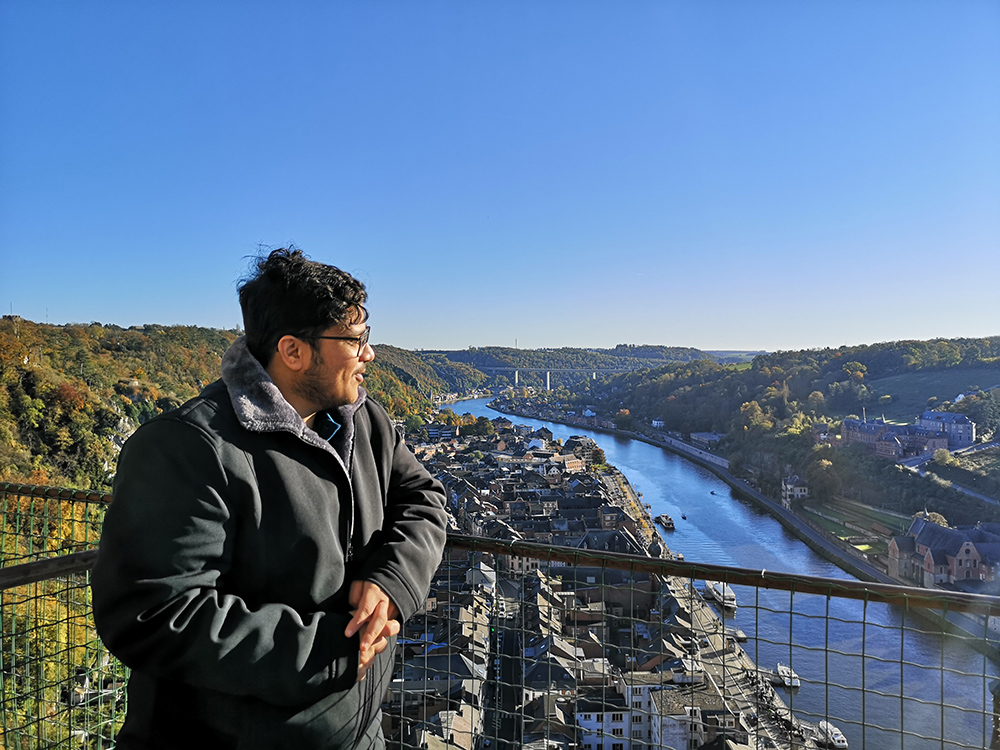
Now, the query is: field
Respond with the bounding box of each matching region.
[861,365,1000,422]
[962,446,1000,474]
[926,446,1000,503]
[800,496,910,557]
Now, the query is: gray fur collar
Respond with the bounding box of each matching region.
[220,337,366,465]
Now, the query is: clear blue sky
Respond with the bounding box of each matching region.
[2,1,998,352]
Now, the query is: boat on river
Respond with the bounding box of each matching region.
[655,514,675,530]
[817,720,848,748]
[725,626,748,642]
[777,662,801,688]
[704,581,737,608]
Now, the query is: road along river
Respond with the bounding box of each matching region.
[449,398,996,750]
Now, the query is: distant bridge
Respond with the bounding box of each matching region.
[478,366,637,389]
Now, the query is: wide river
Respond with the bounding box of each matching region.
[453,398,996,750]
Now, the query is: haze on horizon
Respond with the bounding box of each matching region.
[1,3,998,354]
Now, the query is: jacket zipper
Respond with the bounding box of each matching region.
[344,439,356,562]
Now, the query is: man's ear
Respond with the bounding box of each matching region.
[274,335,311,373]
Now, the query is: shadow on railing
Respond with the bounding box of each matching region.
[3,483,1000,749]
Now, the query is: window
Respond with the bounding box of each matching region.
[633,713,643,723]
[633,701,642,710]
[612,744,624,750]
[632,687,642,696]
[612,728,624,737]
[612,713,624,723]
[633,729,644,738]
[583,714,592,722]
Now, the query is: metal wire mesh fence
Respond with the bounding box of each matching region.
[1,484,123,749]
[390,537,1000,750]
[3,484,1000,749]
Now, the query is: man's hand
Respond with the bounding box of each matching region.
[345,580,400,681]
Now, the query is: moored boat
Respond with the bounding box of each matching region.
[817,720,848,748]
[655,514,675,530]
[704,580,737,608]
[776,662,801,688]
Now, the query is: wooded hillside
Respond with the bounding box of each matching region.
[0,319,436,489]
[573,337,1000,525]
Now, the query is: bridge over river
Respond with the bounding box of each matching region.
[477,366,635,388]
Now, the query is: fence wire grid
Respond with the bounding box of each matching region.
[3,483,1000,750]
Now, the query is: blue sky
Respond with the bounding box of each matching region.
[2,1,998,352]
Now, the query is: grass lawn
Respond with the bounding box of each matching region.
[799,509,846,536]
[826,498,911,532]
[800,508,889,556]
[856,365,1000,422]
[962,446,1000,474]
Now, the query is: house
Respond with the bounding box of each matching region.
[780,476,809,509]
[523,653,578,704]
[842,417,952,457]
[425,423,461,441]
[888,515,1000,587]
[564,436,598,464]
[649,687,726,750]
[615,672,676,744]
[534,427,554,442]
[916,410,976,448]
[575,687,634,750]
[521,695,578,749]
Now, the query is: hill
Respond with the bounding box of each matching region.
[862,365,1000,422]
[419,344,716,389]
[561,335,1000,525]
[0,318,434,489]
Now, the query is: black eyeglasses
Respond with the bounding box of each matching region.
[311,326,371,357]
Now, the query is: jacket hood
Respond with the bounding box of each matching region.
[220,337,366,464]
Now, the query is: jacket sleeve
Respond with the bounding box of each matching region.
[91,417,357,707]
[356,418,448,622]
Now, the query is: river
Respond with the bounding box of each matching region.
[451,398,996,750]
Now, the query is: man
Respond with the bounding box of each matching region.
[91,248,448,749]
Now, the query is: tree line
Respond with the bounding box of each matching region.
[567,336,1000,526]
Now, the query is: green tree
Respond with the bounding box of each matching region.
[806,458,841,502]
[842,361,867,381]
[807,391,826,414]
[933,448,958,467]
[614,409,633,430]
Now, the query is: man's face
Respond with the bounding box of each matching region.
[294,314,375,411]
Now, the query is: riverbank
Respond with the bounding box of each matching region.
[489,400,894,583]
[488,400,1000,659]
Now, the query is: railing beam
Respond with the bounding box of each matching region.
[446,533,1000,615]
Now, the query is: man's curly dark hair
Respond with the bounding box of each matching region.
[238,247,368,366]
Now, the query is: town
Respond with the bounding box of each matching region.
[386,412,851,750]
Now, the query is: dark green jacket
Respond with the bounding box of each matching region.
[91,338,448,748]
